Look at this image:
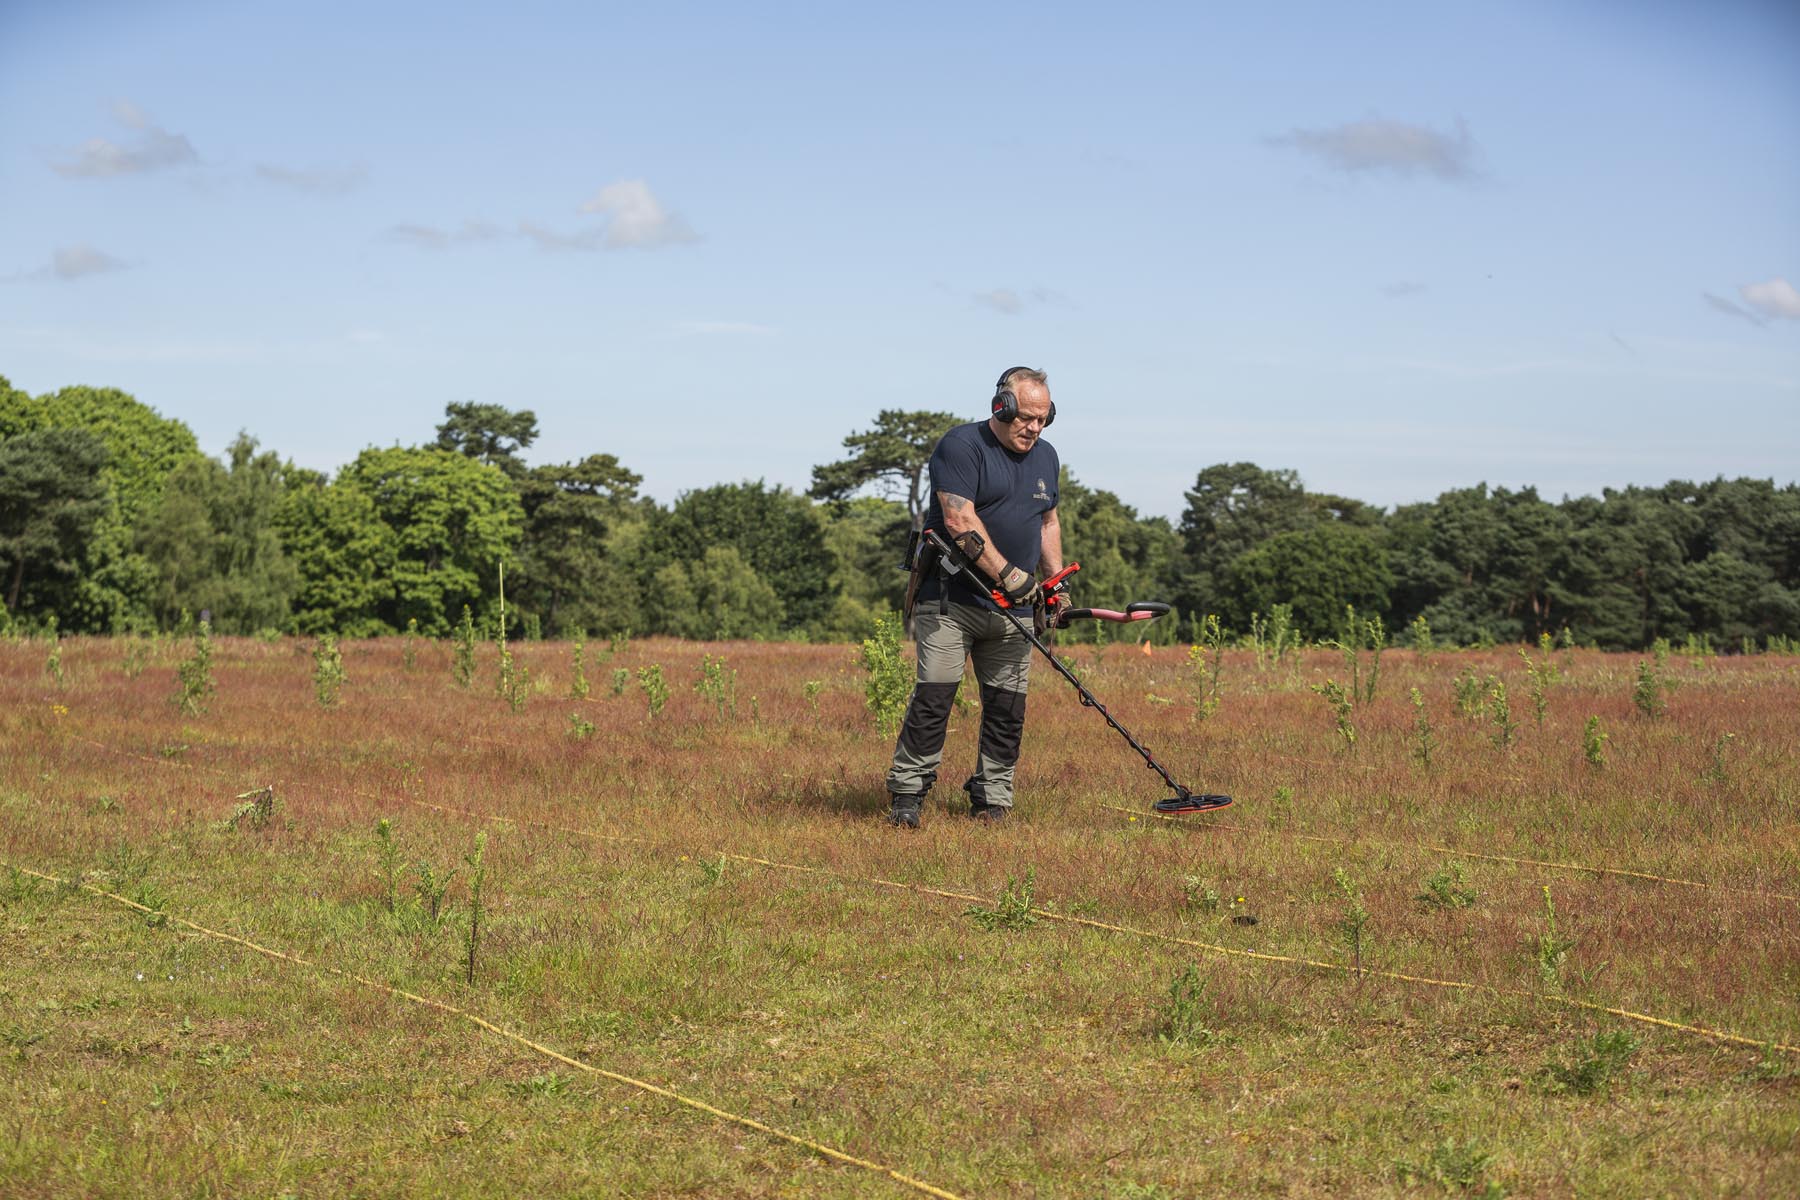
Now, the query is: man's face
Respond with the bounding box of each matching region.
[993,381,1052,453]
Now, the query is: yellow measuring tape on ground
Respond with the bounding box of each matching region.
[1101,803,1800,904]
[7,862,968,1200]
[56,732,1800,1059]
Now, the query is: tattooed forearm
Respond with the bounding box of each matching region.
[941,493,971,512]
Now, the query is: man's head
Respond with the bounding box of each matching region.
[989,367,1052,453]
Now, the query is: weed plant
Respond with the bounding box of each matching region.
[374,818,404,913]
[121,636,150,678]
[1395,1138,1500,1196]
[463,830,488,985]
[452,606,477,688]
[1333,867,1370,976]
[1633,659,1666,718]
[1488,677,1516,751]
[312,635,345,707]
[227,787,276,831]
[637,664,668,719]
[1416,862,1478,909]
[567,712,595,739]
[1409,687,1436,768]
[173,620,214,715]
[1408,614,1434,654]
[1521,646,1552,727]
[1180,875,1221,914]
[412,860,457,925]
[966,867,1039,931]
[857,611,910,737]
[1187,613,1224,720]
[1533,885,1577,988]
[1155,964,1216,1047]
[1583,715,1608,767]
[695,654,736,720]
[1453,666,1483,717]
[403,618,420,670]
[610,667,629,696]
[569,631,589,699]
[1311,680,1356,750]
[1266,603,1295,666]
[1543,1030,1638,1096]
[1702,732,1736,784]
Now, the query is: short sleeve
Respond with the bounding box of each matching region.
[929,428,981,501]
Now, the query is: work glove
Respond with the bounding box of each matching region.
[998,564,1042,610]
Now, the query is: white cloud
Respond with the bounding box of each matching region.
[971,285,1068,315]
[974,288,1023,315]
[384,220,501,250]
[53,101,198,177]
[577,179,699,248]
[1271,116,1478,181]
[518,221,608,252]
[1741,277,1800,321]
[51,244,130,280]
[256,162,368,194]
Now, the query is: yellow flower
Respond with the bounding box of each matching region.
[51,704,69,718]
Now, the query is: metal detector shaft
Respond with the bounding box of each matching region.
[989,602,1190,796]
[921,528,1191,797]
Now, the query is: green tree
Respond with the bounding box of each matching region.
[814,495,910,640]
[0,428,111,617]
[1175,462,1374,618]
[339,446,524,634]
[0,381,201,630]
[273,472,399,635]
[646,480,833,635]
[653,545,784,640]
[809,409,961,529]
[1225,523,1393,639]
[513,453,646,636]
[1392,484,1570,645]
[1552,487,1697,648]
[136,434,300,633]
[434,401,538,478]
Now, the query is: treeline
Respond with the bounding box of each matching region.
[3,374,1797,650]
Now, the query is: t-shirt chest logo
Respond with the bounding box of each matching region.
[1032,477,1052,502]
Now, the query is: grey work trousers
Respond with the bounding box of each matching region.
[885,600,1033,809]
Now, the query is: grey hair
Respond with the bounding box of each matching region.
[999,367,1048,392]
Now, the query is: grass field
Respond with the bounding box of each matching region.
[3,630,1798,1197]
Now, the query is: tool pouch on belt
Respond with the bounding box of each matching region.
[901,527,940,621]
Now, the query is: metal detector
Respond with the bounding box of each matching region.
[921,530,1232,815]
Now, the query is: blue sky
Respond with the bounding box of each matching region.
[3,0,1796,519]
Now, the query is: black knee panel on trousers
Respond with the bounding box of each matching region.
[897,681,959,759]
[976,684,1027,766]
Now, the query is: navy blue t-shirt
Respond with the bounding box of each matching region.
[919,421,1059,608]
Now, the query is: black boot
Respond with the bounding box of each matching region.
[888,794,923,829]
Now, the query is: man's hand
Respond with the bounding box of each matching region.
[999,564,1042,609]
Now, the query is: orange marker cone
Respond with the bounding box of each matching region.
[1141,640,1153,656]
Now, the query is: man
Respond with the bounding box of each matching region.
[886,366,1061,827]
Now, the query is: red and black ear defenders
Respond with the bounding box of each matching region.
[990,366,1055,427]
